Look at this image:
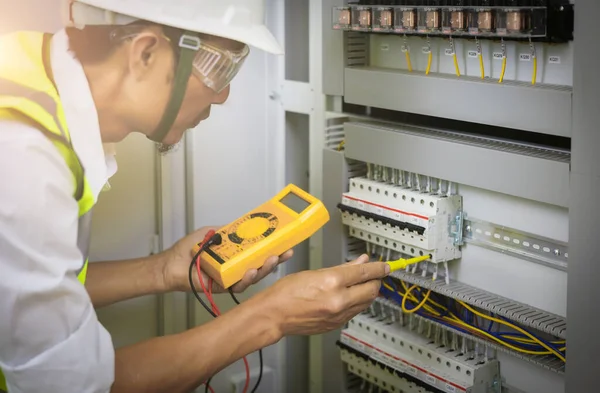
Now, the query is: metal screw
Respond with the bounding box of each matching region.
[554,249,561,256]
[466,225,471,232]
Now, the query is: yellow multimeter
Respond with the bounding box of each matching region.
[195,184,330,289]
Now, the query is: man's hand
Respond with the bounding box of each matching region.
[252,254,390,336]
[163,226,293,294]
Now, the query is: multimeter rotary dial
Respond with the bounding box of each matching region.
[227,212,279,245]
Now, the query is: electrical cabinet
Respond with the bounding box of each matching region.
[317,1,586,392]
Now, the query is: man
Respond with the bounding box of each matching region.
[0,1,390,392]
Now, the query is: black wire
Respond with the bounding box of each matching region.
[229,290,263,393]
[188,237,220,393]
[188,246,217,318]
[187,233,262,393]
[253,350,263,393]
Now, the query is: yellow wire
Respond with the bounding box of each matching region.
[498,57,506,83]
[399,280,456,319]
[532,56,537,85]
[449,318,559,356]
[501,334,565,344]
[383,281,566,359]
[383,281,442,317]
[457,301,566,362]
[453,53,460,77]
[405,51,413,72]
[479,54,485,79]
[502,335,565,349]
[425,51,432,75]
[336,140,345,151]
[402,284,432,314]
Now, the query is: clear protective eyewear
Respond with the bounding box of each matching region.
[188,39,249,93]
[111,25,250,93]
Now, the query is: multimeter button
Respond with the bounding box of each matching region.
[228,232,244,244]
[250,212,272,219]
[237,217,270,238]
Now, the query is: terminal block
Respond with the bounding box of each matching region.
[338,177,463,263]
[338,345,436,393]
[341,313,501,393]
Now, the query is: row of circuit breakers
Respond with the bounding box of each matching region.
[332,0,574,43]
[334,166,567,393]
[338,172,462,281]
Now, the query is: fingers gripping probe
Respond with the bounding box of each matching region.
[386,254,432,273]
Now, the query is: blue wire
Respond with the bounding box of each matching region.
[487,313,494,332]
[495,315,564,353]
[379,285,565,355]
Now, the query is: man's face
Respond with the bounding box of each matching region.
[119,27,244,149]
[160,34,247,147]
[157,68,231,149]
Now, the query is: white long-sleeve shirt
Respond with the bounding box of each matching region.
[0,29,117,392]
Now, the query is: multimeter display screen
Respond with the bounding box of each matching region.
[280,192,310,214]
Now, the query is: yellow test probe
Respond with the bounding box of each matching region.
[386,254,432,273]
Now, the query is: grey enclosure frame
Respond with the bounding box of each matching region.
[320,1,599,393]
[566,1,600,392]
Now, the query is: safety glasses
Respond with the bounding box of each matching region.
[189,39,249,93]
[111,25,249,93]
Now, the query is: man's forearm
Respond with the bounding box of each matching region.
[110,293,281,393]
[85,253,168,308]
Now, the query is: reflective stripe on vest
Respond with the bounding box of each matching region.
[0,31,96,392]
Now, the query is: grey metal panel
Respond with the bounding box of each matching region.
[344,122,570,207]
[566,174,600,392]
[322,0,346,96]
[285,0,309,82]
[567,1,600,390]
[321,148,350,393]
[344,67,573,138]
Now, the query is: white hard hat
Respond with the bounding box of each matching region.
[67,0,284,55]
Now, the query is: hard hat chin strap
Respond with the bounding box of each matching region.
[148,31,201,143]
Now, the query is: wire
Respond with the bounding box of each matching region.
[381,279,566,361]
[189,232,253,393]
[457,301,566,362]
[476,38,484,79]
[426,51,432,75]
[401,284,431,314]
[424,37,432,75]
[188,232,218,393]
[205,382,215,393]
[189,251,217,317]
[479,52,485,79]
[405,51,413,72]
[230,290,263,393]
[449,37,460,77]
[402,35,412,72]
[499,57,507,83]
[498,38,507,83]
[532,55,537,85]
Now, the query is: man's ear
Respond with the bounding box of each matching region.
[128,32,162,80]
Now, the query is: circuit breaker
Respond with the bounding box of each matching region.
[320,1,574,392]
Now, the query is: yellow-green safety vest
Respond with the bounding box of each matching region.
[0,31,96,392]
